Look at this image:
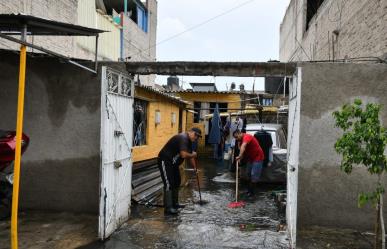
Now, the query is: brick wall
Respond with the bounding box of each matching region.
[279,0,387,62]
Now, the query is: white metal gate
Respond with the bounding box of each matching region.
[99,66,134,239]
[286,68,301,249]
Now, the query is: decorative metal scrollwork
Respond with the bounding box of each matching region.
[106,68,133,96]
[107,70,119,93]
[121,76,132,96]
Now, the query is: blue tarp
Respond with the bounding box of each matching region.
[208,104,221,144]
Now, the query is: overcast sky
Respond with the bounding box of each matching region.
[155,0,291,91]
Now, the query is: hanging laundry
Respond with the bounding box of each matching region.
[253,130,273,167]
[208,104,221,144]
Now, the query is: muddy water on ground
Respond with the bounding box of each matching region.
[81,159,289,249]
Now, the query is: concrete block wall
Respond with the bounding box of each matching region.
[296,62,387,231]
[280,0,387,62]
[0,0,77,57]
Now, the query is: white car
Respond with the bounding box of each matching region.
[245,123,287,183]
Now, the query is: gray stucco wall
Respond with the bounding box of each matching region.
[297,62,387,230]
[0,51,102,213]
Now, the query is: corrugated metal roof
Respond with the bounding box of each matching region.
[0,14,105,36]
[135,85,189,105]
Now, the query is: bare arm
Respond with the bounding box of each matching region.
[190,157,197,169]
[236,142,247,161]
[180,150,197,159]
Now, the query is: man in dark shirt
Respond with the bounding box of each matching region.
[158,128,202,215]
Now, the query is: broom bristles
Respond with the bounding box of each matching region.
[227,201,246,208]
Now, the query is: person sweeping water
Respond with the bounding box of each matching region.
[233,129,265,197]
[158,128,202,215]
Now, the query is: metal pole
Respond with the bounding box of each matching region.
[283,77,286,107]
[11,24,27,249]
[94,35,99,72]
[120,13,124,61]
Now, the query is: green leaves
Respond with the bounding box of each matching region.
[333,99,387,208]
[358,193,369,208]
[358,185,385,208]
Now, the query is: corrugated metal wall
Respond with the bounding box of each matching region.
[132,159,163,205]
[77,0,120,61]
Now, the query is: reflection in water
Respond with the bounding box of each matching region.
[94,158,289,249]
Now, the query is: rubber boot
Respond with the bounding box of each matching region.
[172,188,185,209]
[164,190,178,215]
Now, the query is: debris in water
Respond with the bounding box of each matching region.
[239,224,256,231]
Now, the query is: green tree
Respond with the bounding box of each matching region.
[333,99,387,249]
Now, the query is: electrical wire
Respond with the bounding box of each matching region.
[130,0,257,58]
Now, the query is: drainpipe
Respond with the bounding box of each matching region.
[120,12,124,61]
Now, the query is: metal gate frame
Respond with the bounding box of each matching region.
[286,68,301,248]
[99,66,134,239]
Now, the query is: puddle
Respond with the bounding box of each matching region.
[92,158,289,249]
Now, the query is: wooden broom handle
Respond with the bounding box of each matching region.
[236,161,239,202]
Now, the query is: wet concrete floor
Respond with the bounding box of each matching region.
[0,211,97,249]
[0,159,377,248]
[80,159,289,249]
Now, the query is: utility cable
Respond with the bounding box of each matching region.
[130,0,257,58]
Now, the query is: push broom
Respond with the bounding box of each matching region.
[193,158,208,205]
[228,161,245,208]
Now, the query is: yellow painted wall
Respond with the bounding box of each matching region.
[173,92,241,110]
[182,110,187,132]
[176,92,241,132]
[186,111,194,131]
[133,88,186,162]
[190,123,205,149]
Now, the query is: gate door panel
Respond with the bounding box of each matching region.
[99,66,134,239]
